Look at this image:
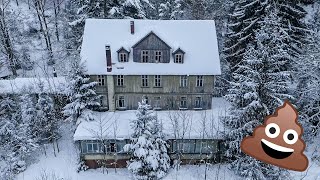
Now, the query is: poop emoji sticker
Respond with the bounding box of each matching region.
[240,100,308,172]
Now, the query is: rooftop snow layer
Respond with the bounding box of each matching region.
[80,19,221,75]
[0,77,69,94]
[73,98,229,141]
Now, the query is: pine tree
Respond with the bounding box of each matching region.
[158,0,185,20]
[224,0,311,72]
[36,87,58,143]
[296,2,320,139]
[121,0,154,19]
[125,100,170,179]
[0,96,37,177]
[20,94,37,138]
[274,0,313,58]
[224,0,267,72]
[224,7,294,179]
[63,60,100,123]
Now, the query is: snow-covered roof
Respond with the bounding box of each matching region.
[80,19,221,75]
[0,77,69,94]
[73,98,229,141]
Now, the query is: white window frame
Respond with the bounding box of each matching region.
[154,75,161,87]
[117,75,124,86]
[195,96,202,108]
[87,142,100,153]
[118,96,125,108]
[196,75,204,87]
[119,53,127,62]
[155,51,162,63]
[180,97,187,108]
[141,50,149,63]
[175,54,183,63]
[141,75,149,87]
[97,75,105,86]
[180,75,188,87]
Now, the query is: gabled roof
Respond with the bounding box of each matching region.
[81,19,221,75]
[132,31,171,49]
[116,47,130,53]
[173,48,185,54]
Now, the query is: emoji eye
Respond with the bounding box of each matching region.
[283,129,298,145]
[265,123,280,138]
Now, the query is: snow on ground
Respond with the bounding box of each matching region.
[17,97,320,180]
[17,122,238,180]
[0,77,68,94]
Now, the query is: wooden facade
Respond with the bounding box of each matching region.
[91,75,215,110]
[132,32,171,63]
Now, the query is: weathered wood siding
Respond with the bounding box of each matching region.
[115,93,212,110]
[114,75,214,94]
[132,33,171,63]
[89,75,109,108]
[90,75,215,110]
[113,75,214,110]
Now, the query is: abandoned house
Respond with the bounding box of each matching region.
[80,19,221,111]
[75,19,223,168]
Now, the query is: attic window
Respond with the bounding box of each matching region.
[175,54,183,63]
[141,50,149,63]
[155,51,162,63]
[119,53,128,62]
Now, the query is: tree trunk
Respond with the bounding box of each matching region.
[103,0,108,18]
[52,140,57,157]
[34,0,54,64]
[53,0,60,42]
[0,8,17,76]
[56,139,60,153]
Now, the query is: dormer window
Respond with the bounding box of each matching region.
[173,48,185,64]
[141,50,149,63]
[119,53,127,62]
[175,54,183,63]
[117,47,129,62]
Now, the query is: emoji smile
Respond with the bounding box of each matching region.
[261,139,294,159]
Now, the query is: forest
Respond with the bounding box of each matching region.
[0,0,320,179]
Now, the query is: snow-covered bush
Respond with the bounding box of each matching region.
[77,160,89,173]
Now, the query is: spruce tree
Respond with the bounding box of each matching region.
[296,2,320,138]
[0,96,36,176]
[274,0,313,57]
[224,7,293,179]
[158,0,185,20]
[125,100,170,179]
[224,0,266,72]
[36,88,58,143]
[63,60,100,123]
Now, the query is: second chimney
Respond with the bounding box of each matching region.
[130,21,134,34]
[106,45,112,72]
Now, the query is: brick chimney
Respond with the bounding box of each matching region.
[106,45,112,72]
[130,21,134,34]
